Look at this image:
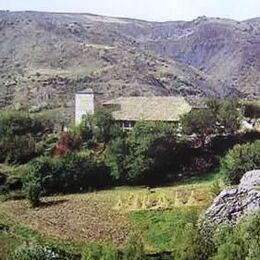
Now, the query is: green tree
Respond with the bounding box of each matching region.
[0,111,52,163]
[125,121,178,184]
[220,140,260,184]
[23,159,42,207]
[105,137,128,182]
[216,100,242,134]
[91,111,122,143]
[182,100,242,148]
[181,109,216,147]
[27,182,41,207]
[0,111,47,137]
[77,116,94,143]
[23,153,112,199]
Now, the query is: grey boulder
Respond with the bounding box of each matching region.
[203,170,260,225]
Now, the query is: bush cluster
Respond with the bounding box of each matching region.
[105,121,190,185]
[10,242,77,260]
[23,152,111,205]
[220,140,260,184]
[212,213,260,260]
[81,234,145,260]
[181,99,242,147]
[0,111,53,163]
[79,110,123,144]
[10,234,146,260]
[169,212,260,260]
[11,243,62,260]
[2,101,257,206]
[20,105,253,202]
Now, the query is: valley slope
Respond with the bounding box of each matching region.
[0,11,259,115]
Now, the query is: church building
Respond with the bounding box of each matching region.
[75,89,202,129]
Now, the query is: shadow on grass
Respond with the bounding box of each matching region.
[40,199,69,208]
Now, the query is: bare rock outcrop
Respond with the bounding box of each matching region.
[204,170,260,225]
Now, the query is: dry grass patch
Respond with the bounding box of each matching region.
[0,183,213,247]
[0,192,130,245]
[113,184,212,212]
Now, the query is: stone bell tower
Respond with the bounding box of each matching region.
[75,88,95,124]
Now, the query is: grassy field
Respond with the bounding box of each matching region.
[0,172,223,258]
[130,208,200,252]
[0,232,22,260]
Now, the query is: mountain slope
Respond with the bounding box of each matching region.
[0,11,220,112]
[0,11,259,114]
[132,17,260,97]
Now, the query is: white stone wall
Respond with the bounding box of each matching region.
[75,93,94,124]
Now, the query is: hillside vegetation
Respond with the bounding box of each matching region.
[0,11,259,119]
[0,99,259,259]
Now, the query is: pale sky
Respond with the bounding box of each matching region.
[1,0,260,21]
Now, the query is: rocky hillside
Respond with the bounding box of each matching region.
[136,17,260,97]
[0,11,259,113]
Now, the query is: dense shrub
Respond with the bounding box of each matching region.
[0,172,6,186]
[55,131,82,156]
[125,121,180,184]
[23,152,112,198]
[171,223,206,260]
[166,209,215,260]
[0,135,38,163]
[0,111,53,163]
[122,234,145,260]
[212,225,247,260]
[0,111,48,137]
[10,242,75,260]
[10,243,62,260]
[81,234,144,260]
[36,134,59,156]
[179,148,218,175]
[147,136,191,183]
[0,164,29,195]
[170,212,260,260]
[81,111,123,144]
[82,244,119,260]
[220,140,260,184]
[26,182,41,207]
[244,103,260,118]
[212,213,260,260]
[105,137,128,182]
[182,99,242,148]
[105,121,203,185]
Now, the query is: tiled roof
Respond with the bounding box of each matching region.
[103,96,192,121]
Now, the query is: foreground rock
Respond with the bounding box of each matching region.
[204,170,260,225]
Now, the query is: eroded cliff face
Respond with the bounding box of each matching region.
[203,170,260,225]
